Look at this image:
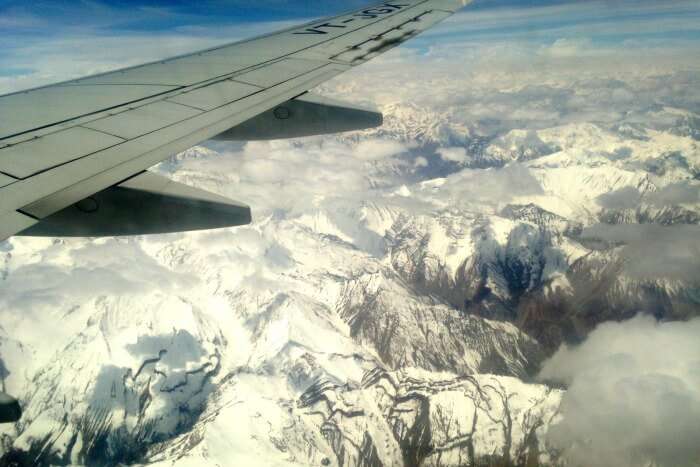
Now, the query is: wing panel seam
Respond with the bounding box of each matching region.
[78,126,128,141]
[0,171,19,180]
[11,137,126,181]
[0,87,187,142]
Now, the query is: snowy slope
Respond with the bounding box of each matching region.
[0,64,699,466]
[0,211,551,465]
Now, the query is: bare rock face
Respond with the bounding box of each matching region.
[386,208,580,323]
[517,249,700,352]
[604,206,700,225]
[338,270,544,378]
[297,369,562,467]
[500,204,583,238]
[387,206,700,353]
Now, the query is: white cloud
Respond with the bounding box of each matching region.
[0,21,296,94]
[596,186,642,209]
[414,156,429,168]
[169,138,397,218]
[581,224,700,280]
[649,181,700,206]
[539,38,595,58]
[539,315,700,467]
[0,239,198,314]
[353,139,408,161]
[413,163,544,211]
[435,1,700,45]
[437,147,468,163]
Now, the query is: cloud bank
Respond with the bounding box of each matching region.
[581,224,700,281]
[539,315,700,467]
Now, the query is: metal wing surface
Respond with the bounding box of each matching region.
[0,0,471,241]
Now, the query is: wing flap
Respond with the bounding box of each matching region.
[234,58,328,88]
[166,80,261,111]
[0,85,179,140]
[71,56,261,87]
[0,127,124,179]
[81,101,202,139]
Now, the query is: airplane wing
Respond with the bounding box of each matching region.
[0,0,472,242]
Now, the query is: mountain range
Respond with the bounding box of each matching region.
[0,68,698,466]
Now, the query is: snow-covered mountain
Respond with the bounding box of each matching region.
[1,65,699,466]
[0,212,555,466]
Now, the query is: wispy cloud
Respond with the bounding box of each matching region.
[2,0,700,95]
[434,0,700,41]
[582,224,700,280]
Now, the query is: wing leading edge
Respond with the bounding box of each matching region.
[0,0,473,242]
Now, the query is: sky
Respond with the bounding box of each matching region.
[1,0,699,38]
[2,0,700,93]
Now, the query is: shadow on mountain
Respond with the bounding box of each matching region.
[1,331,219,466]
